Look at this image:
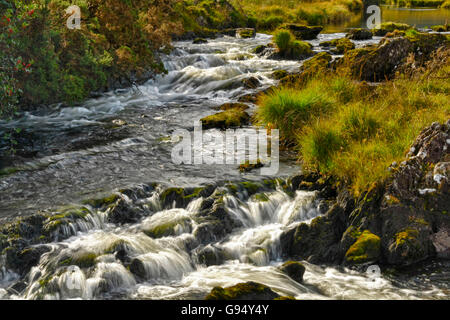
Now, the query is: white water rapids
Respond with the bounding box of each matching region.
[0,33,448,300]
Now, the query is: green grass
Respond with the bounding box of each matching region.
[256,48,450,195]
[231,0,363,32]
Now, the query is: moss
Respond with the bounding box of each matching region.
[205,281,275,300]
[274,296,296,300]
[239,159,264,172]
[59,252,98,269]
[144,218,191,238]
[236,28,256,38]
[82,194,119,208]
[38,274,54,288]
[218,103,249,111]
[225,184,238,194]
[200,109,250,129]
[251,193,270,202]
[345,230,381,264]
[183,187,205,200]
[272,70,288,80]
[0,167,20,177]
[431,25,450,32]
[395,228,419,246]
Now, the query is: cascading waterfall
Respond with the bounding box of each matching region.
[1,30,448,300]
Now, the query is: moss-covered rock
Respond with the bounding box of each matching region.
[280,52,332,87]
[271,69,288,80]
[344,230,381,264]
[59,252,98,269]
[379,22,411,32]
[82,194,120,208]
[236,28,256,38]
[431,25,450,32]
[143,217,192,238]
[239,159,264,172]
[205,281,280,300]
[320,38,355,54]
[193,38,208,44]
[200,109,250,129]
[281,24,323,40]
[279,261,306,283]
[242,76,261,89]
[346,28,372,40]
[107,198,141,224]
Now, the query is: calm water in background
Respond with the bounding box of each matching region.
[323,5,450,32]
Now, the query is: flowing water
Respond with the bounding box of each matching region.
[0,28,449,300]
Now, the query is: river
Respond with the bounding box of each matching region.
[0,9,449,299]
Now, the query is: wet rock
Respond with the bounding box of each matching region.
[236,28,256,39]
[279,52,332,87]
[320,38,355,54]
[346,28,372,40]
[205,281,280,300]
[279,261,305,283]
[194,245,227,266]
[193,38,208,44]
[242,76,261,89]
[282,24,322,40]
[431,25,450,32]
[200,109,250,130]
[271,69,288,80]
[215,102,249,111]
[107,199,141,224]
[372,28,389,37]
[129,258,147,279]
[344,230,381,264]
[280,203,347,264]
[252,45,268,55]
[431,228,450,259]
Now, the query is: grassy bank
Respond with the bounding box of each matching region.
[256,43,450,195]
[231,0,363,32]
[0,0,248,115]
[381,0,448,7]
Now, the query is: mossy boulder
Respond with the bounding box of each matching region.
[59,251,98,269]
[205,281,280,300]
[252,45,268,55]
[216,102,249,111]
[271,69,288,80]
[242,76,261,89]
[431,25,450,32]
[279,261,306,283]
[282,24,323,40]
[346,28,372,40]
[200,109,250,130]
[107,198,141,224]
[320,38,355,54]
[379,22,411,32]
[143,217,193,238]
[236,28,256,39]
[280,52,332,87]
[239,159,264,172]
[193,38,208,44]
[344,230,381,264]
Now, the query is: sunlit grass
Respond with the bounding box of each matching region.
[256,48,450,195]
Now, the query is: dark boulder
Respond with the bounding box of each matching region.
[346,28,372,40]
[205,281,280,300]
[279,261,306,283]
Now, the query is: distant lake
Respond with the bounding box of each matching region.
[323,5,450,32]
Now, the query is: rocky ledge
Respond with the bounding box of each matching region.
[281,121,450,267]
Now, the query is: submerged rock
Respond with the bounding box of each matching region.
[205,281,280,300]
